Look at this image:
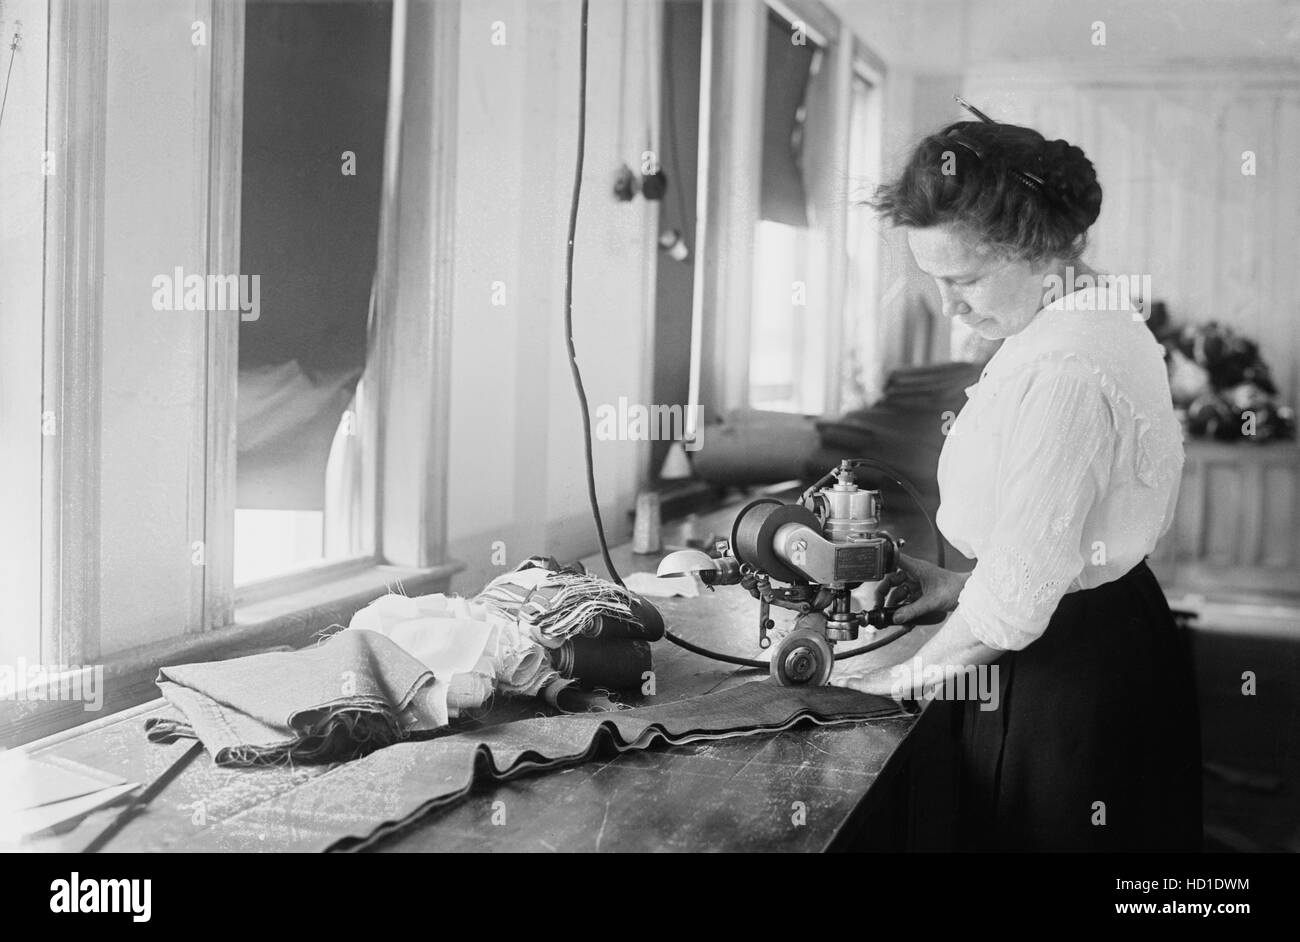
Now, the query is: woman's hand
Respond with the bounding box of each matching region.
[828,663,901,698]
[875,552,969,625]
[833,556,971,696]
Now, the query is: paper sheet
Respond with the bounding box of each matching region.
[0,752,139,844]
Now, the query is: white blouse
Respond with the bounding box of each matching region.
[936,285,1185,651]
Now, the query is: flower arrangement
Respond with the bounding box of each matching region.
[1148,302,1295,443]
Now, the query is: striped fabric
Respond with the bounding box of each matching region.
[473,556,642,650]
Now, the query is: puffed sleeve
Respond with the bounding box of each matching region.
[947,358,1116,650]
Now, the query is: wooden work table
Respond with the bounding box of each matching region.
[22,491,951,853]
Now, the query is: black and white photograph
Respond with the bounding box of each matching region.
[0,0,1295,896]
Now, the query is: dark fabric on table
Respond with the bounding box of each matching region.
[946,559,1202,852]
[145,630,435,767]
[689,410,821,486]
[171,680,903,852]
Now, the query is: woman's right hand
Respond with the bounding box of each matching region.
[875,552,968,624]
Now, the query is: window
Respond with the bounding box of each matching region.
[843,68,884,411]
[233,0,390,586]
[694,0,887,423]
[750,220,822,413]
[0,0,461,747]
[747,7,826,415]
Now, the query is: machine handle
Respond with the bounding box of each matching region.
[905,609,950,626]
[867,606,950,629]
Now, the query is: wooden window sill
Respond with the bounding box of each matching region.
[1,561,463,748]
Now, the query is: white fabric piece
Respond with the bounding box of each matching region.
[346,594,495,729]
[404,680,452,731]
[936,286,1184,651]
[347,594,494,675]
[346,591,562,725]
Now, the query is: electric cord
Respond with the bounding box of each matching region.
[0,28,20,134]
[563,0,624,593]
[560,5,936,671]
[661,5,693,248]
[805,457,947,570]
[664,621,916,671]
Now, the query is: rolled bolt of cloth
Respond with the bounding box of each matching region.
[550,637,652,691]
[166,680,904,851]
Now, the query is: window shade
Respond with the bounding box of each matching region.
[759,11,816,227]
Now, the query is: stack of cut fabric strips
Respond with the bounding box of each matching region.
[475,556,657,693]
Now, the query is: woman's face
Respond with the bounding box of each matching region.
[906,224,1053,340]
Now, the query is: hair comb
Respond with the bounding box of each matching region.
[954,95,995,124]
[952,95,1051,196]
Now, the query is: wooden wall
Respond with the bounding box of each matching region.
[962,65,1300,404]
[1150,440,1300,600]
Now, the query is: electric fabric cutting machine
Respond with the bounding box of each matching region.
[657,459,945,686]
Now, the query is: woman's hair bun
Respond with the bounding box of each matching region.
[869,120,1104,262]
[1039,138,1102,230]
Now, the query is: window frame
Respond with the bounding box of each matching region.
[6,0,463,747]
[40,0,108,668]
[843,53,887,409]
[692,0,887,424]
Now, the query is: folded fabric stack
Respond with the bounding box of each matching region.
[145,557,665,767]
[147,629,446,766]
[475,556,633,644]
[474,556,663,693]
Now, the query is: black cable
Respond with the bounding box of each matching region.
[0,30,19,134]
[82,741,203,852]
[560,11,931,672]
[563,0,625,591]
[665,622,916,670]
[660,5,692,246]
[821,457,947,569]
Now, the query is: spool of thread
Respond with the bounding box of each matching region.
[632,491,661,554]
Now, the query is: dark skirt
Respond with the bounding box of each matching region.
[945,559,1202,852]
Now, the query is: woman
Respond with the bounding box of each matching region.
[830,116,1202,852]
